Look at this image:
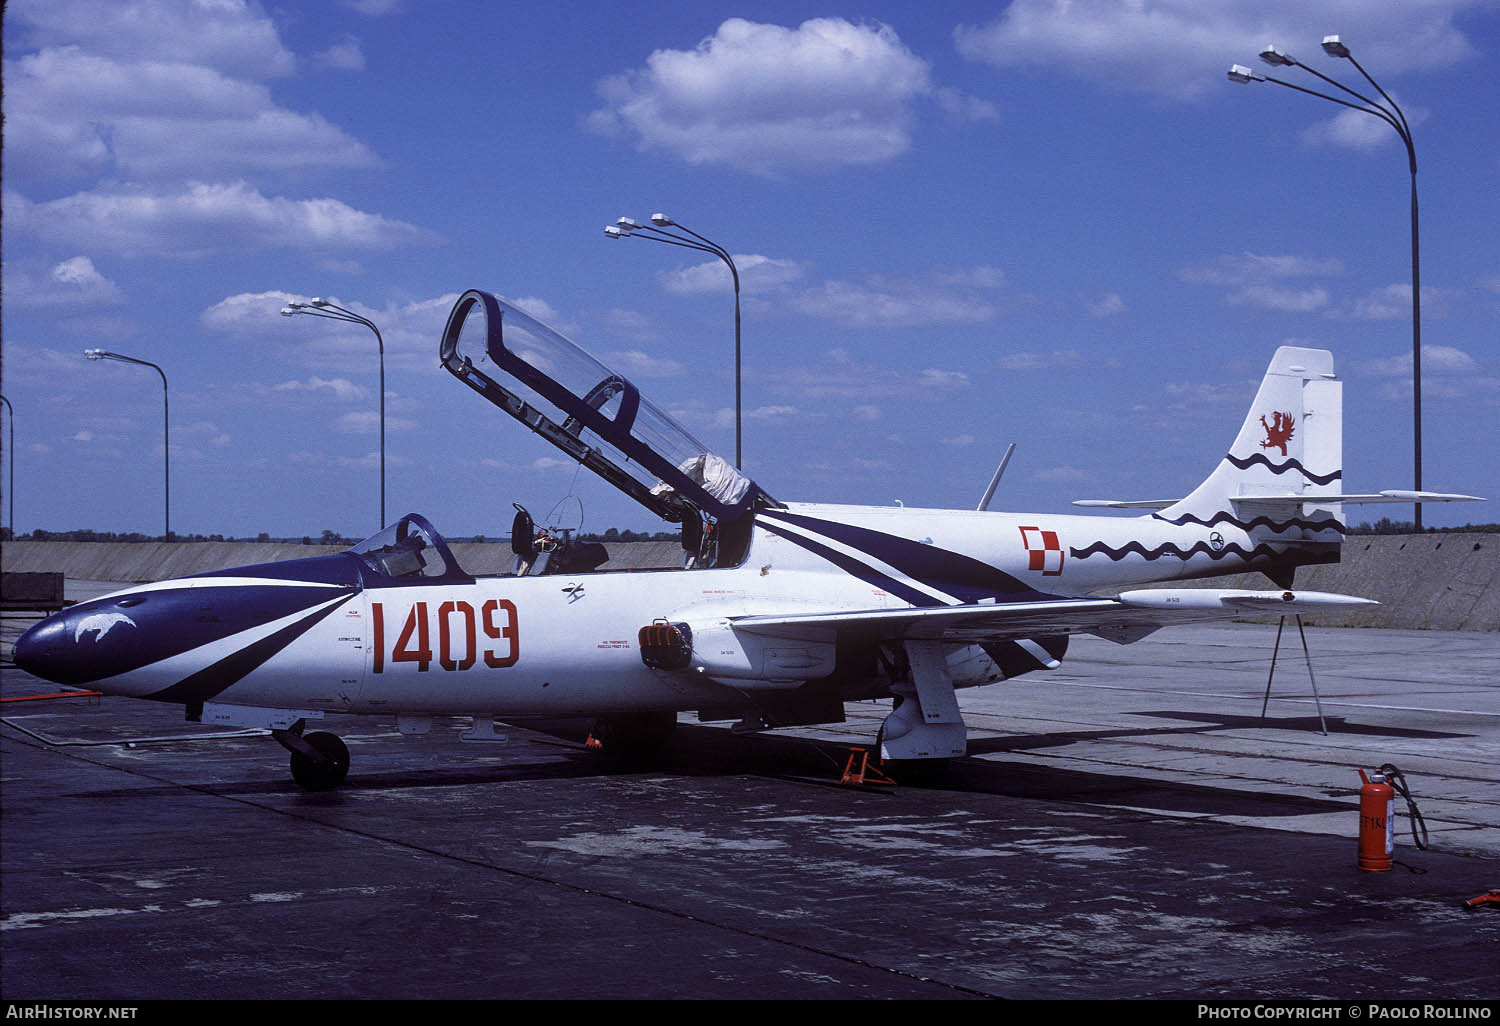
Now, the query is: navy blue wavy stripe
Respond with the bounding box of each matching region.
[1224,451,1341,486]
[1071,541,1289,563]
[150,593,357,703]
[760,510,1051,603]
[758,522,941,607]
[1150,511,1346,534]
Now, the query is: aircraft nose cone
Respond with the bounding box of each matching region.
[13,615,73,684]
[12,609,139,688]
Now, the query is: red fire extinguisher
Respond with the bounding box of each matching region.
[1357,768,1394,872]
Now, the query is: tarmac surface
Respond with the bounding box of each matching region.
[2,588,1497,1002]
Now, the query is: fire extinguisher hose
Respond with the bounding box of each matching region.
[1378,763,1429,851]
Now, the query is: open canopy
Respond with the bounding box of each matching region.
[439,289,776,525]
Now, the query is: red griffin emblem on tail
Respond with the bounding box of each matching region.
[1259,411,1295,457]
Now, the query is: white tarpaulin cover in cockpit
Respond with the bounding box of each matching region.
[652,452,751,508]
[439,290,773,524]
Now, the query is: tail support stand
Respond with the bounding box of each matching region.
[1260,614,1327,735]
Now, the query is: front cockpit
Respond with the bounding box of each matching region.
[438,289,779,569]
[349,513,469,583]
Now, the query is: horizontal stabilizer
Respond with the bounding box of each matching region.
[1232,490,1482,507]
[1079,489,1482,511]
[1072,499,1177,509]
[1118,589,1378,611]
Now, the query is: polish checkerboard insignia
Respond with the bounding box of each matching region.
[1019,525,1064,576]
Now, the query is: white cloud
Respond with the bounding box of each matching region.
[4,47,379,181]
[1180,251,1342,313]
[5,256,125,308]
[200,290,305,333]
[8,0,296,79]
[1301,104,1425,152]
[790,269,1007,328]
[956,0,1483,100]
[588,18,993,175]
[272,377,370,402]
[659,255,807,295]
[760,353,972,401]
[7,182,433,257]
[744,404,803,422]
[918,369,972,389]
[608,350,685,378]
[332,411,416,434]
[1180,252,1343,286]
[1342,283,1450,321]
[604,309,657,342]
[1358,345,1497,401]
[995,350,1084,371]
[1361,345,1477,377]
[1228,285,1330,313]
[1090,292,1126,317]
[314,36,366,71]
[342,0,401,14]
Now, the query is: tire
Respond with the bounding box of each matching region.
[289,731,350,791]
[590,711,676,765]
[880,758,951,787]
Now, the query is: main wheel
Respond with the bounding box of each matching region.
[289,731,350,791]
[880,758,951,787]
[875,723,950,786]
[589,711,676,765]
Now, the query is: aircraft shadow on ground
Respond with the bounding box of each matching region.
[21,718,1363,820]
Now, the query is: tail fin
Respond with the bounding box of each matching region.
[1159,347,1344,578]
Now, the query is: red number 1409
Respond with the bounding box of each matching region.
[370,599,518,673]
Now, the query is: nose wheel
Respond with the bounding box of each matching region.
[274,727,350,791]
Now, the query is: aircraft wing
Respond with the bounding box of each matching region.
[730,588,1378,646]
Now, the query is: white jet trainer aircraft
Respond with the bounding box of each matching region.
[14,290,1481,789]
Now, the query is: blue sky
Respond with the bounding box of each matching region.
[3,0,1498,540]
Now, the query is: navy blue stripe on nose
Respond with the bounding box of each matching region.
[149,593,357,704]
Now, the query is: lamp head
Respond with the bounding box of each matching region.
[650,212,674,227]
[84,348,106,361]
[616,217,643,229]
[1227,64,1260,84]
[1259,45,1295,67]
[604,225,629,239]
[1321,35,1350,58]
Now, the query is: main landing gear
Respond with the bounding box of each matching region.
[587,711,677,766]
[273,723,350,792]
[877,640,968,785]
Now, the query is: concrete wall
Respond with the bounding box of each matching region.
[0,539,682,582]
[3,534,1496,630]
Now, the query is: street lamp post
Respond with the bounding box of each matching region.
[85,349,170,538]
[281,298,387,529]
[1229,35,1425,529]
[0,394,14,539]
[606,213,743,469]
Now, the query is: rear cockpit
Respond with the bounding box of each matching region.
[438,290,779,570]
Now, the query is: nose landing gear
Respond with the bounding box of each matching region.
[274,724,350,791]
